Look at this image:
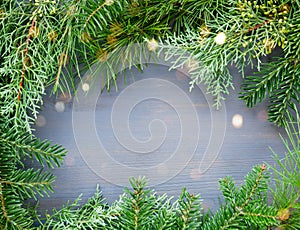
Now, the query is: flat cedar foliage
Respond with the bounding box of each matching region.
[0,0,299,229]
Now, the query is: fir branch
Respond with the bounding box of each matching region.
[150,194,175,230]
[0,123,63,229]
[242,204,278,227]
[0,185,9,224]
[219,176,239,205]
[176,188,202,230]
[270,114,300,229]
[203,165,278,229]
[0,185,34,230]
[240,57,300,126]
[238,164,269,208]
[116,177,156,229]
[0,130,66,168]
[1,169,55,200]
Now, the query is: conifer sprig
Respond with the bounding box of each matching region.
[202,165,279,229]
[271,112,300,229]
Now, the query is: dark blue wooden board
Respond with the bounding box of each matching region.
[32,63,287,213]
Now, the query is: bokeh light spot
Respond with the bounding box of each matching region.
[55,101,65,113]
[232,114,243,129]
[35,115,47,127]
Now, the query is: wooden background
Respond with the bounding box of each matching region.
[31,63,287,214]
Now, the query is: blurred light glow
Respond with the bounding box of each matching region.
[59,92,72,103]
[35,115,46,127]
[257,109,268,122]
[65,156,75,166]
[190,168,202,180]
[55,101,65,113]
[232,114,243,129]
[82,83,90,92]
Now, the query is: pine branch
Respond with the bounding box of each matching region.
[0,149,34,229]
[270,115,300,229]
[175,188,202,230]
[41,177,203,230]
[0,123,63,229]
[0,128,66,168]
[219,176,239,205]
[17,18,36,102]
[203,165,279,229]
[0,188,33,230]
[238,164,269,208]
[115,177,156,230]
[240,58,300,126]
[150,193,176,230]
[1,169,55,200]
[159,0,299,123]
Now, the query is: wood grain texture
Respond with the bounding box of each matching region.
[31,63,287,213]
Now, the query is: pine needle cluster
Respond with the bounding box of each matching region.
[0,116,66,229]
[159,0,300,125]
[40,170,278,230]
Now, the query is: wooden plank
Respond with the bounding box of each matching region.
[31,64,287,213]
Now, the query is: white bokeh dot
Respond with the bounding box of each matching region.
[55,101,65,113]
[35,115,47,127]
[232,114,243,129]
[82,83,90,92]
